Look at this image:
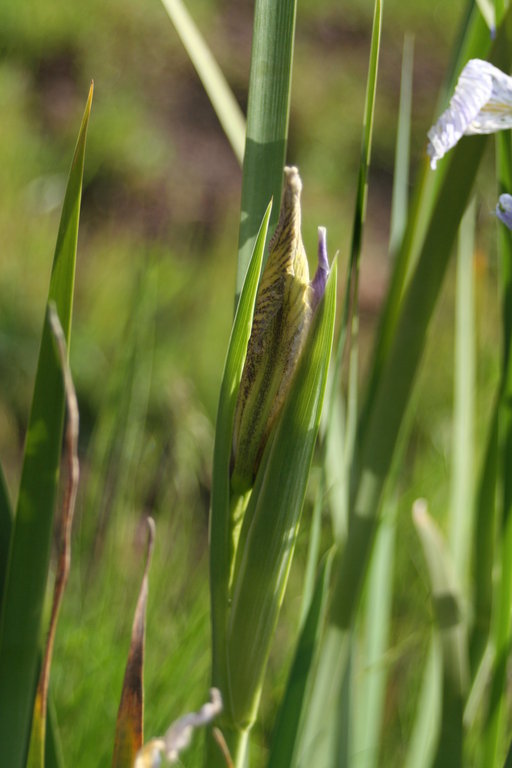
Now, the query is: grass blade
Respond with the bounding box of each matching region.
[0,83,93,768]
[481,128,512,768]
[449,198,476,591]
[267,552,334,768]
[112,518,155,768]
[413,500,469,768]
[338,0,383,502]
[404,637,442,768]
[159,0,245,164]
[236,0,298,294]
[0,462,12,602]
[470,386,499,673]
[352,503,396,768]
[389,34,414,257]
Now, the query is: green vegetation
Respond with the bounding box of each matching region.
[4,0,512,766]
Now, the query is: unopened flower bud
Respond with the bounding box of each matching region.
[231,166,329,492]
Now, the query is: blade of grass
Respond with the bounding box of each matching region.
[481,128,512,768]
[469,397,499,672]
[449,197,476,592]
[0,83,93,768]
[350,39,413,760]
[26,305,80,768]
[236,0,298,295]
[389,34,414,257]
[352,502,396,768]
[404,637,442,768]
[267,552,334,768]
[342,0,383,510]
[0,462,12,602]
[112,518,155,768]
[159,0,245,164]
[326,0,382,544]
[413,501,469,767]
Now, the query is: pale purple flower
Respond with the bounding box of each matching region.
[496,193,512,230]
[427,59,512,170]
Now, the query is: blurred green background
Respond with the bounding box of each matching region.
[0,0,501,764]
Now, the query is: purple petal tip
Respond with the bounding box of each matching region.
[311,226,329,309]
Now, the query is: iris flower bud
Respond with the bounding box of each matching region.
[231,166,329,493]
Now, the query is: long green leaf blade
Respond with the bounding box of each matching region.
[236,0,298,294]
[0,83,93,768]
[159,0,245,164]
[449,198,476,591]
[0,462,12,601]
[482,126,512,768]
[413,501,468,767]
[267,552,334,768]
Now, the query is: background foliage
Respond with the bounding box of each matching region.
[1,0,504,765]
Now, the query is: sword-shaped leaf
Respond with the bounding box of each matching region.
[0,83,93,768]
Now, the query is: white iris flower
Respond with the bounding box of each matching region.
[427,59,512,169]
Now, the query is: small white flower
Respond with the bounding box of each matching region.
[496,193,512,230]
[427,59,512,169]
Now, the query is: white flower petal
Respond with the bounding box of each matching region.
[427,59,512,169]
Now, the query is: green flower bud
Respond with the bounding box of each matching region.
[231,166,328,493]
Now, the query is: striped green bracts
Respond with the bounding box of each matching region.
[231,166,329,492]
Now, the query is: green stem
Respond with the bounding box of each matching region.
[236,0,298,296]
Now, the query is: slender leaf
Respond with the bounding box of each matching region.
[413,501,469,768]
[404,637,442,768]
[389,34,414,257]
[470,395,499,672]
[449,198,476,592]
[113,518,155,768]
[0,83,93,768]
[267,552,334,768]
[352,505,396,768]
[236,0,298,294]
[0,461,12,601]
[159,0,245,164]
[339,0,383,510]
[482,126,512,768]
